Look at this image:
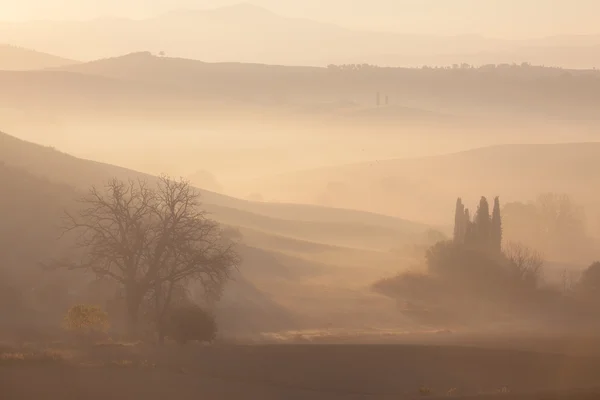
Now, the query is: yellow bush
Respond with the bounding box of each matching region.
[63,304,109,335]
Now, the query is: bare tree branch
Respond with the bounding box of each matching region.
[48,176,240,336]
[503,241,544,287]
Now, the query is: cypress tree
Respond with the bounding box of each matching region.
[453,198,465,243]
[474,196,491,248]
[491,196,502,253]
[464,208,474,245]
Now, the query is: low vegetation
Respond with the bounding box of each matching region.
[375,195,600,330]
[164,305,217,345]
[63,304,109,339]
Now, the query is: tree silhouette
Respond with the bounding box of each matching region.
[491,196,502,253]
[474,196,491,248]
[52,176,240,337]
[453,198,465,244]
[464,208,475,244]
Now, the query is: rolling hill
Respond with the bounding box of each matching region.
[0,44,77,70]
[0,130,425,333]
[48,52,600,123]
[0,52,596,148]
[0,131,425,243]
[246,142,600,226]
[0,161,305,333]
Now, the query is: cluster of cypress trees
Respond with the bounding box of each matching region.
[453,196,502,253]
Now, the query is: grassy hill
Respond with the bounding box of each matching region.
[0,44,76,70]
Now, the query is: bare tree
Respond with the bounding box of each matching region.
[503,241,544,288]
[52,176,240,338]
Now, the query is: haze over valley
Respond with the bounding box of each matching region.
[4,2,600,399]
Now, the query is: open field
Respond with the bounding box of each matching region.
[3,338,600,399]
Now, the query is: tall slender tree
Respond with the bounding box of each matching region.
[491,196,502,252]
[464,208,475,244]
[474,196,491,247]
[453,198,465,243]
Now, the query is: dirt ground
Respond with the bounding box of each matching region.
[2,339,600,399]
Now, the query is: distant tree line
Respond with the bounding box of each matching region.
[328,62,564,72]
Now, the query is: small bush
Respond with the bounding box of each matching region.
[63,304,109,337]
[165,305,216,345]
[419,385,433,396]
[578,261,600,298]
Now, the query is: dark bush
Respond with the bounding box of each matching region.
[577,262,600,302]
[165,305,217,345]
[426,240,508,291]
[375,239,558,327]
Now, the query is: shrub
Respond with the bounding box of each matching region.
[503,241,544,289]
[419,385,433,396]
[63,304,109,337]
[375,239,555,326]
[578,262,600,295]
[165,305,217,345]
[425,240,508,292]
[575,261,600,308]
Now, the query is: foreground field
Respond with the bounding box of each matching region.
[2,342,600,399]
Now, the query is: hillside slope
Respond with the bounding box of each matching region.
[0,162,304,334]
[0,131,425,249]
[0,44,76,70]
[247,142,600,225]
[50,52,600,122]
[0,130,423,333]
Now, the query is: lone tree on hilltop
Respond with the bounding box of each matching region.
[52,176,240,338]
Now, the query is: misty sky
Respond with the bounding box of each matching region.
[3,0,600,38]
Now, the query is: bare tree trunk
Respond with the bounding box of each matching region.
[126,288,143,337]
[155,281,175,346]
[154,282,165,345]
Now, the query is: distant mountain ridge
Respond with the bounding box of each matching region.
[3,3,600,68]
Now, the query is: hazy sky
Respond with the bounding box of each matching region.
[3,0,600,38]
